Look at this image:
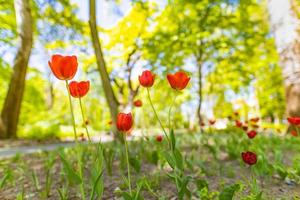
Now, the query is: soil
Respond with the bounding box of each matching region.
[0,143,299,199]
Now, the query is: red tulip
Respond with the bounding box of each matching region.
[247,130,257,139]
[241,151,257,165]
[48,54,78,80]
[139,70,155,87]
[287,117,300,125]
[209,119,216,125]
[250,117,260,123]
[235,120,242,128]
[69,81,90,98]
[133,100,142,107]
[116,112,133,132]
[156,135,163,142]
[167,71,190,90]
[291,130,298,137]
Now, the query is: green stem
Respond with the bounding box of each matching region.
[65,80,78,141]
[79,98,92,142]
[146,88,170,148]
[145,181,160,198]
[124,134,132,195]
[168,92,178,132]
[66,81,85,199]
[78,146,86,200]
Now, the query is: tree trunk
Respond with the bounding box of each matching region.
[197,61,203,127]
[0,0,33,138]
[267,0,300,118]
[196,50,204,128]
[88,0,120,139]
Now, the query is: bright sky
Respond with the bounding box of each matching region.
[72,0,131,28]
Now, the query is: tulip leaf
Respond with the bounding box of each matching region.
[163,151,176,169]
[151,150,159,165]
[170,129,176,150]
[129,156,141,173]
[196,179,209,191]
[219,183,240,200]
[255,192,263,200]
[173,148,184,171]
[121,192,133,200]
[90,169,104,200]
[178,176,192,199]
[59,153,82,185]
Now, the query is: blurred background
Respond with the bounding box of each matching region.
[0,0,299,139]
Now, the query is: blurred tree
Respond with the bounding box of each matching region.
[0,0,89,138]
[144,0,245,125]
[89,0,120,139]
[267,0,300,119]
[144,0,285,124]
[105,2,153,109]
[207,0,285,121]
[0,0,33,138]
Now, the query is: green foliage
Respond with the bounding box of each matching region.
[219,184,240,200]
[0,0,286,139]
[59,151,82,184]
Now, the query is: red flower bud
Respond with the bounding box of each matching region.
[251,124,259,129]
[235,120,243,128]
[167,71,190,90]
[250,117,260,123]
[79,133,86,141]
[48,54,78,80]
[241,151,257,165]
[116,112,133,132]
[156,135,163,142]
[209,119,216,125]
[291,130,298,137]
[133,100,142,107]
[247,130,257,139]
[69,81,90,98]
[139,70,155,87]
[242,125,248,131]
[287,117,300,125]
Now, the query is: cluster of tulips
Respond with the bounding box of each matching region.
[232,115,259,165]
[235,117,259,139]
[48,54,91,141]
[116,70,191,196]
[287,116,300,136]
[48,53,268,196]
[200,119,216,128]
[48,54,191,198]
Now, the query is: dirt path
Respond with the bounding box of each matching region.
[0,135,114,158]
